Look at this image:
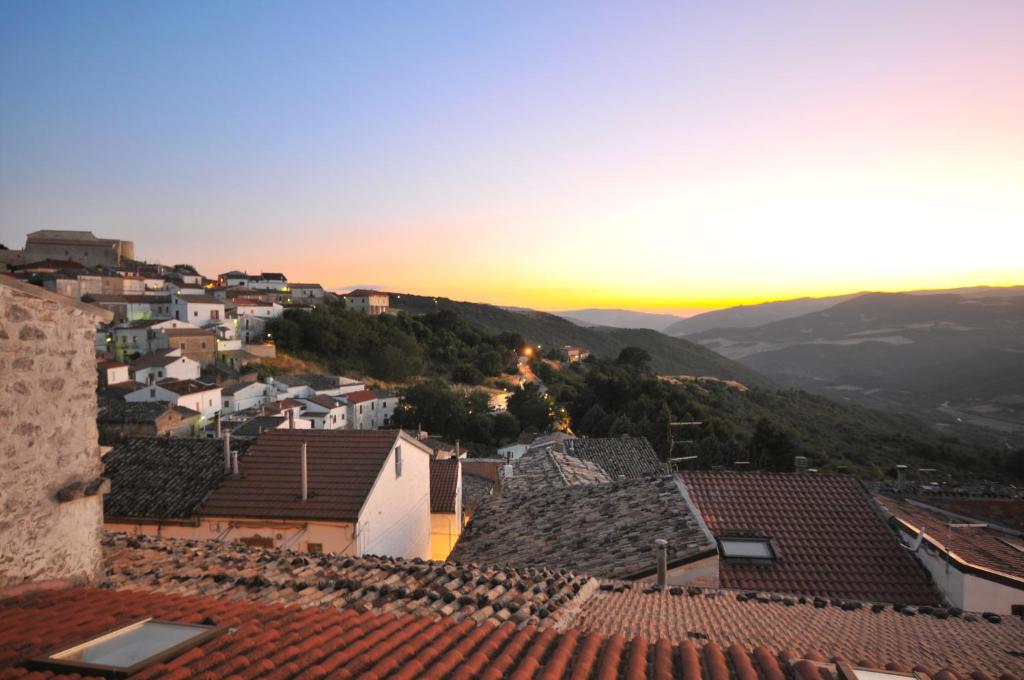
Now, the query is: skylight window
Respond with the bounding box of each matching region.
[718,537,775,560]
[834,663,924,680]
[31,618,224,677]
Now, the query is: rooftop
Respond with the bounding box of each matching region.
[173,293,224,304]
[103,438,249,521]
[200,429,405,522]
[875,494,1024,581]
[568,585,1024,677]
[346,389,378,404]
[96,400,197,424]
[564,436,664,479]
[231,414,287,437]
[156,378,219,396]
[680,471,942,605]
[99,532,591,629]
[130,348,183,369]
[430,459,459,514]
[504,446,612,494]
[451,476,715,580]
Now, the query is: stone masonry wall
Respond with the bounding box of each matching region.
[0,282,107,588]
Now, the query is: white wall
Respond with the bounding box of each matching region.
[895,525,1024,614]
[223,384,271,414]
[134,356,200,385]
[357,435,431,559]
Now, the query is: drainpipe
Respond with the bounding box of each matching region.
[223,431,232,473]
[301,441,308,501]
[654,539,668,590]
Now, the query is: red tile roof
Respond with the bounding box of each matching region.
[1,586,1019,680]
[569,586,1024,677]
[345,389,377,403]
[925,497,1024,532]
[430,459,459,514]
[199,429,401,522]
[680,472,941,605]
[875,494,1024,580]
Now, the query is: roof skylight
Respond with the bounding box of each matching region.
[31,618,223,677]
[718,537,775,560]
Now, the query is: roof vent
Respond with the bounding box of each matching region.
[301,441,308,501]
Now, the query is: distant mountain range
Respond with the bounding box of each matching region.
[555,308,686,332]
[690,288,1024,448]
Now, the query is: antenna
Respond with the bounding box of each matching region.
[666,421,703,472]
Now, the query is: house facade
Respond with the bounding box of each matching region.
[343,289,389,315]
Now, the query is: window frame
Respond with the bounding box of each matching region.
[716,535,777,561]
[28,618,226,678]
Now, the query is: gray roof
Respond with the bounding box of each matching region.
[232,415,287,437]
[103,438,248,520]
[450,475,715,580]
[504,448,611,495]
[562,437,663,480]
[461,471,495,513]
[97,400,198,424]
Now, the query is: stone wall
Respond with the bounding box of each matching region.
[0,278,111,589]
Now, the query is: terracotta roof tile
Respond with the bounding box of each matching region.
[430,459,460,514]
[99,532,594,629]
[199,429,402,522]
[875,494,1024,579]
[680,472,942,605]
[565,585,1024,677]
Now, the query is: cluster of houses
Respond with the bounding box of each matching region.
[4,262,1024,678]
[2,229,397,440]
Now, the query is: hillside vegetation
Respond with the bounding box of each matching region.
[391,293,767,386]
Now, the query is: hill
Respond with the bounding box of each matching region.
[690,291,1024,448]
[664,285,1024,337]
[664,294,859,336]
[390,293,767,386]
[555,308,686,332]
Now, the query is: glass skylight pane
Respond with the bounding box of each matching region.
[719,538,773,559]
[852,669,913,680]
[54,620,210,668]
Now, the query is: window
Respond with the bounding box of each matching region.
[717,537,775,560]
[149,389,156,398]
[157,370,163,378]
[307,542,323,554]
[193,311,198,317]
[239,535,274,548]
[29,618,224,677]
[395,446,402,478]
[224,400,229,407]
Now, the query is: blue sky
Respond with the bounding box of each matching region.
[2,2,1022,312]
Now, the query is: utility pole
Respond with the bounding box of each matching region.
[666,421,702,473]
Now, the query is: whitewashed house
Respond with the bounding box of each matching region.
[343,289,389,315]
[131,348,200,385]
[346,390,398,430]
[109,319,200,361]
[298,395,349,430]
[126,379,222,418]
[248,272,288,291]
[221,380,272,414]
[172,294,226,325]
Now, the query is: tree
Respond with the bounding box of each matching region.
[748,417,798,471]
[507,384,553,431]
[493,411,521,442]
[394,380,468,437]
[616,346,651,368]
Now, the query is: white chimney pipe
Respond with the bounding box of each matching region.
[231,450,239,476]
[223,431,231,473]
[301,441,308,501]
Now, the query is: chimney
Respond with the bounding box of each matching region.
[301,441,308,501]
[654,539,668,590]
[896,464,908,493]
[223,431,232,473]
[231,450,239,476]
[288,409,295,429]
[456,440,461,457]
[794,455,808,473]
[215,412,222,438]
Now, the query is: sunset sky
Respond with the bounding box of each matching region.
[1,2,1022,315]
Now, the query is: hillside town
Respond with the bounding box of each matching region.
[2,229,1024,678]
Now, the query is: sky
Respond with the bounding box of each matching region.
[1,1,1022,316]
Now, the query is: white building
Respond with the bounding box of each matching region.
[298,395,349,430]
[343,289,389,315]
[131,348,200,385]
[97,359,131,387]
[108,319,200,361]
[126,379,222,418]
[172,294,226,325]
[346,390,398,430]
[231,299,282,343]
[220,380,272,414]
[247,272,288,291]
